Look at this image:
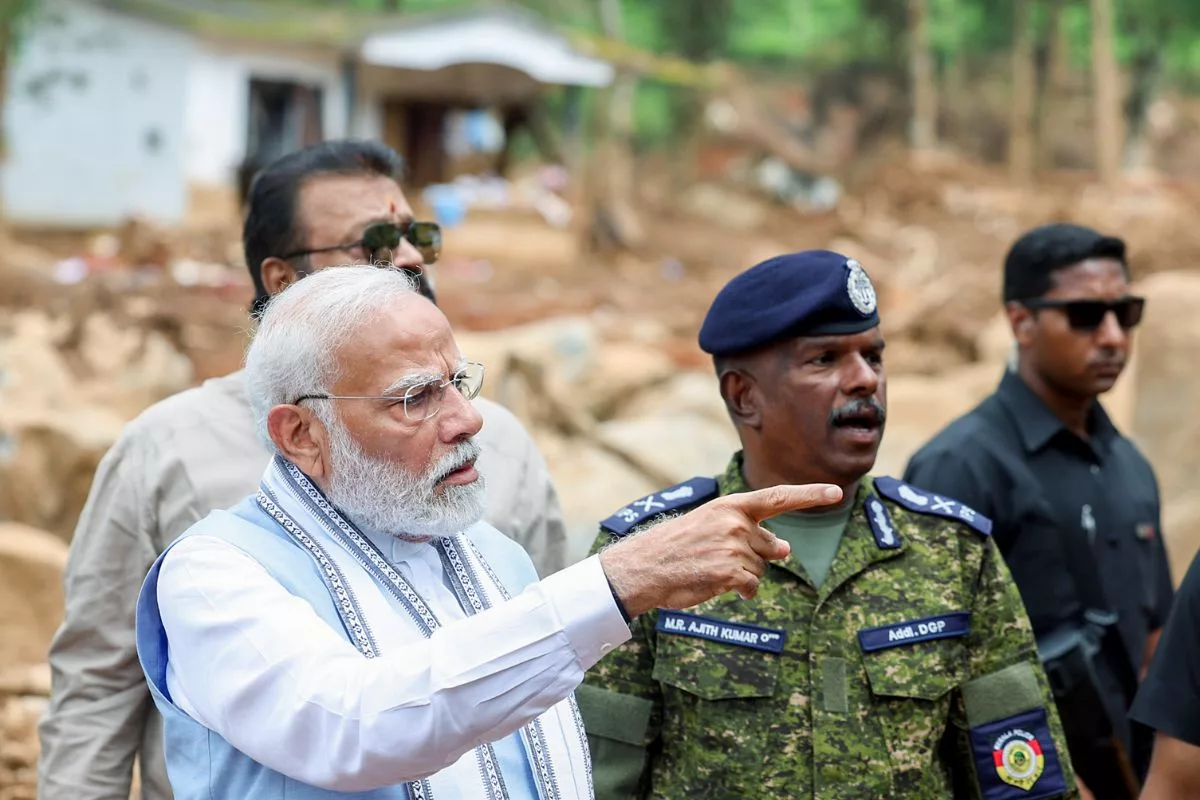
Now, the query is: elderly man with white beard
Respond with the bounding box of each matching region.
[133,264,843,800]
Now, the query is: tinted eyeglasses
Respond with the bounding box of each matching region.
[1021,296,1146,332]
[282,220,442,266]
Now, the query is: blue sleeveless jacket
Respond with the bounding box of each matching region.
[135,496,539,799]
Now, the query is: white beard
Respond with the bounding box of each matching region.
[323,414,486,540]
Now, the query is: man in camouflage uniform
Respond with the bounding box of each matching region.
[576,250,1079,799]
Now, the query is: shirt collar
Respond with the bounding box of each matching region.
[357,522,435,566]
[996,370,1119,455]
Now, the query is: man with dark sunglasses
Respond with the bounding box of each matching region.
[38,139,568,800]
[904,223,1174,800]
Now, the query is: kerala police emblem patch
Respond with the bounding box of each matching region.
[969,706,1064,800]
[845,259,877,316]
[993,728,1045,791]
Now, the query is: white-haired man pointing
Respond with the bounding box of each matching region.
[134,265,843,799]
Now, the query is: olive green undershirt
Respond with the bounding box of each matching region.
[764,501,854,588]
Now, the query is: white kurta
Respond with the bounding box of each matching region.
[157,525,630,791]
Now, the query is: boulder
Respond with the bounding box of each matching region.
[457,316,598,399]
[538,438,658,565]
[0,694,45,800]
[614,371,730,426]
[974,311,1014,367]
[75,314,194,419]
[595,414,740,489]
[1130,270,1200,581]
[0,524,68,669]
[0,406,125,540]
[874,364,1002,478]
[0,308,193,538]
[581,343,675,421]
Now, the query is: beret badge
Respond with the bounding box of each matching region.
[846,259,877,317]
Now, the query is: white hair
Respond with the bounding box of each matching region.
[243,265,420,453]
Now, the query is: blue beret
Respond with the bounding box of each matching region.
[698,250,880,356]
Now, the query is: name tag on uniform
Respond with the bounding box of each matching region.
[857,611,971,653]
[657,610,787,654]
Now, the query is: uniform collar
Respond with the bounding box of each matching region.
[996,370,1119,456]
[718,451,751,494]
[719,454,903,591]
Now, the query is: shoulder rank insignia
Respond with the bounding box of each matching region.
[600,476,719,536]
[873,476,992,536]
[864,495,901,549]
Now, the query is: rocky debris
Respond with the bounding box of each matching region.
[538,440,659,565]
[595,415,740,488]
[456,316,741,556]
[1130,270,1200,581]
[0,666,48,800]
[618,372,729,427]
[0,291,196,539]
[0,525,62,799]
[0,524,68,669]
[0,692,43,800]
[874,363,1003,478]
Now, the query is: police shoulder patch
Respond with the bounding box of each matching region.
[873,476,992,536]
[600,476,719,536]
[969,707,1067,800]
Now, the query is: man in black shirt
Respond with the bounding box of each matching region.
[903,223,1174,797]
[1131,552,1200,798]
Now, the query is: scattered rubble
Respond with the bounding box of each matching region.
[2,156,1200,797]
[1130,270,1200,581]
[0,525,61,800]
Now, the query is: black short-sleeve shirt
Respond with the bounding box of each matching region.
[1129,552,1200,745]
[902,370,1174,687]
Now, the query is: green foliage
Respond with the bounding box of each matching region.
[282,0,1200,139]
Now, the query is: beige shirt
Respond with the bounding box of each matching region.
[36,371,567,800]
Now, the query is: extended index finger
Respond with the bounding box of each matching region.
[730,484,844,523]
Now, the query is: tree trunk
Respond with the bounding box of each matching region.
[1009,0,1035,183]
[907,0,938,154]
[592,0,642,250]
[1037,0,1070,169]
[1090,0,1122,184]
[655,0,732,193]
[1123,37,1164,170]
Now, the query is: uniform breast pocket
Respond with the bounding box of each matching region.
[652,611,782,701]
[1131,504,1164,615]
[858,613,969,773]
[650,610,782,759]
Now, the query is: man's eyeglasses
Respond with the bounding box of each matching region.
[282,220,442,266]
[1021,296,1146,332]
[294,362,485,422]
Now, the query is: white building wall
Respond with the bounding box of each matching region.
[183,39,349,190]
[2,0,196,226]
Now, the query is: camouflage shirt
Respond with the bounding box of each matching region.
[578,453,1078,800]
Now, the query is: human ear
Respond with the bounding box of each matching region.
[720,370,763,429]
[261,257,301,297]
[267,404,330,479]
[1006,301,1037,348]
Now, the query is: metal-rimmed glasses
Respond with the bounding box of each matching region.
[293,362,485,422]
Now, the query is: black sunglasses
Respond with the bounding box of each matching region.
[1021,296,1146,332]
[282,220,442,265]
